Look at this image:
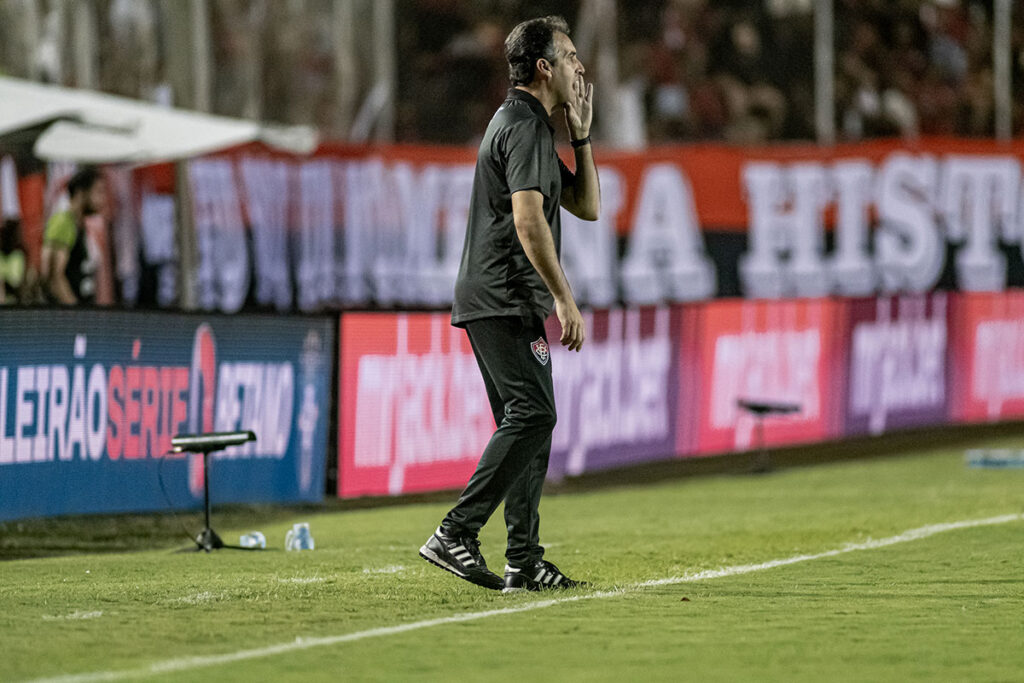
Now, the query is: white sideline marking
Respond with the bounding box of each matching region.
[28,513,1023,683]
[171,592,221,606]
[41,611,103,622]
[277,576,333,584]
[362,565,406,575]
[639,513,1024,587]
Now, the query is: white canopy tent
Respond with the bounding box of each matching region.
[0,76,317,310]
[0,76,317,163]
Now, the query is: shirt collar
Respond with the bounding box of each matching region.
[506,88,554,132]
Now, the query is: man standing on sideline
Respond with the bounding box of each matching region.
[420,16,600,592]
[42,166,108,305]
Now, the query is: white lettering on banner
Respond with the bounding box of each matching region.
[140,190,177,262]
[290,159,635,308]
[551,308,673,476]
[741,162,831,298]
[341,160,475,307]
[742,152,1024,299]
[297,160,339,311]
[0,369,11,464]
[829,160,876,294]
[288,156,630,309]
[214,362,295,458]
[240,158,294,310]
[352,159,404,305]
[939,156,1020,291]
[1,362,107,464]
[561,168,623,307]
[710,326,821,450]
[345,160,401,303]
[874,154,944,293]
[621,163,715,303]
[850,297,947,434]
[30,366,50,462]
[296,329,327,494]
[86,364,107,460]
[0,330,306,468]
[107,167,141,305]
[223,150,1024,307]
[14,366,34,463]
[66,365,88,462]
[140,191,178,307]
[296,384,320,491]
[417,164,475,305]
[189,159,250,313]
[339,161,371,304]
[351,316,492,494]
[48,365,69,461]
[973,319,1024,419]
[391,163,443,304]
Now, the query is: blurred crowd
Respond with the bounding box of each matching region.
[0,0,1022,146]
[401,0,1024,144]
[833,0,1023,140]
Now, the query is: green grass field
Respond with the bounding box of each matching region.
[2,439,1023,682]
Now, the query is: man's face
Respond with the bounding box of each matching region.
[547,32,584,105]
[82,179,108,216]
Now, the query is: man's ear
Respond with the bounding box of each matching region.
[537,58,551,80]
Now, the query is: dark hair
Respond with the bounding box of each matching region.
[66,166,102,198]
[505,15,570,86]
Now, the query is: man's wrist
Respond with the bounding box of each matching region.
[554,294,572,306]
[570,134,592,149]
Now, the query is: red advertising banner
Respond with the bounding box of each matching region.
[674,303,704,457]
[10,136,1024,310]
[318,137,1024,233]
[545,306,682,479]
[337,306,694,496]
[842,294,950,436]
[949,290,1024,423]
[337,312,492,498]
[170,137,1024,310]
[334,292,1024,499]
[693,298,844,455]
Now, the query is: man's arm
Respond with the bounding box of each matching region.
[560,143,599,220]
[511,189,584,351]
[560,77,600,221]
[43,245,77,304]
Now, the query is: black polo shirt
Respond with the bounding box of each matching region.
[451,88,574,327]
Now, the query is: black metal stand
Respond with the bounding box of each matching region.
[736,399,802,474]
[171,431,258,553]
[192,450,226,551]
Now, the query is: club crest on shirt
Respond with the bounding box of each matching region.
[530,337,549,365]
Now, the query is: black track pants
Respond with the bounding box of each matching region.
[441,315,556,568]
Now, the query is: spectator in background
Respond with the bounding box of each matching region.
[712,16,788,143]
[835,0,998,141]
[0,217,25,305]
[0,156,25,305]
[41,167,108,305]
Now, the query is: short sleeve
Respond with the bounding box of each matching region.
[504,119,557,197]
[44,212,76,249]
[558,157,574,189]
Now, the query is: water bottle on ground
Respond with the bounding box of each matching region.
[285,522,315,551]
[239,531,266,549]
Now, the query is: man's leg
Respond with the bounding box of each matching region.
[502,432,551,567]
[441,316,556,539]
[500,318,555,566]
